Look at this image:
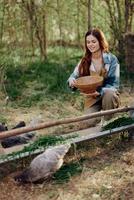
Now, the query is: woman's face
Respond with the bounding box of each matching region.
[86,35,100,53]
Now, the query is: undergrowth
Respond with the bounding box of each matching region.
[0,47,82,103]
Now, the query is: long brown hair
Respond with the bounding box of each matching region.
[79,28,109,76]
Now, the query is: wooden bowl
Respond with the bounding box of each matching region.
[74,75,103,94]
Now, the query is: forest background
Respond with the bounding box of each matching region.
[0,0,133,109]
[0,2,134,199]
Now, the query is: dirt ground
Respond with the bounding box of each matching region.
[0,91,134,200]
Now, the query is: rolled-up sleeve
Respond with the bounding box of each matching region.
[67,60,81,85]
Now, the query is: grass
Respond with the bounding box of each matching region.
[53,161,83,184]
[0,115,7,124]
[1,45,133,109]
[0,46,82,103]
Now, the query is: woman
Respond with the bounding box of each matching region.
[68,28,120,126]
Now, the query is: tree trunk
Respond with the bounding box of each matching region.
[56,0,63,45]
[88,0,92,30]
[21,0,35,56]
[0,0,6,43]
[76,0,80,45]
[34,9,47,61]
[125,0,134,32]
[42,12,47,60]
[27,1,35,56]
[21,0,47,60]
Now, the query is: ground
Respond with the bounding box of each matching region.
[0,90,134,200]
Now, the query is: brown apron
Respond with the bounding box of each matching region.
[84,68,107,109]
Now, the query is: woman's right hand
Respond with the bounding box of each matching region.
[81,91,100,98]
[68,78,77,88]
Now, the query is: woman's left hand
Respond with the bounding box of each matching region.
[81,91,100,98]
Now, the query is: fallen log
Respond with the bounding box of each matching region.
[0,106,134,140]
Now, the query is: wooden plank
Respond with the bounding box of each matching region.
[72,123,134,144]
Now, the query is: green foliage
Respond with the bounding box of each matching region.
[53,161,83,183]
[0,115,7,124]
[1,44,131,107]
[0,134,78,161]
[102,116,134,131]
[26,61,68,93]
[2,46,82,105]
[5,65,26,99]
[0,0,132,103]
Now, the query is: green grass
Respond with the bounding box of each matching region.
[0,115,7,124]
[1,45,132,106]
[1,46,82,103]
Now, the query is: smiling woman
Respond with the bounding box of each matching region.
[67,28,120,127]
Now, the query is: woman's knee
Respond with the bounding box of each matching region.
[102,89,120,110]
[103,89,115,99]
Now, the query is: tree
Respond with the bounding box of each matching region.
[102,0,134,57]
[21,0,47,60]
[125,0,134,32]
[88,0,92,29]
[0,0,6,43]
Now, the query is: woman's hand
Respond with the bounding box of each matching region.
[81,91,100,98]
[68,78,77,88]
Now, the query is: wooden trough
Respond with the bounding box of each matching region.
[0,106,134,140]
[0,106,134,179]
